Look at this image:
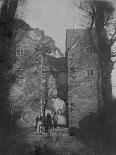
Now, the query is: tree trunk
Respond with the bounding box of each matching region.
[88,28,103,109]
[97,60,103,109]
[0,0,19,140]
[43,71,49,125]
[95,4,113,109]
[65,49,69,127]
[43,104,46,126]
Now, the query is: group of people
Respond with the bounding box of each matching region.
[36,112,58,135]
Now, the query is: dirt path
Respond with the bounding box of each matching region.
[5,125,85,155]
[2,121,102,155]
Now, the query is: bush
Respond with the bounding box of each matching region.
[69,127,78,136]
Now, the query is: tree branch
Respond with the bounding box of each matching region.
[109,25,116,46]
[48,87,56,97]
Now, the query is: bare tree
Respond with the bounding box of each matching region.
[42,71,57,125]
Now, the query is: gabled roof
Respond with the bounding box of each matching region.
[66,28,97,53]
[66,29,87,51]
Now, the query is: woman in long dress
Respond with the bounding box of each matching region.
[36,114,43,134]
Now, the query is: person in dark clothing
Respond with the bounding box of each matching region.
[45,113,52,134]
[53,112,58,129]
[36,114,40,130]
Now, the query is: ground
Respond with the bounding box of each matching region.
[0,119,100,155]
[1,119,115,155]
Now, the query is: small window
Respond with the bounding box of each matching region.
[86,69,93,76]
[20,50,24,56]
[16,50,20,56]
[90,69,93,76]
[87,70,89,76]
[16,49,24,56]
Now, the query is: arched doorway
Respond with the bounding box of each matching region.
[52,98,66,126]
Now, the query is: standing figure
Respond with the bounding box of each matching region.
[45,113,52,134]
[53,112,58,129]
[36,114,40,130]
[36,114,43,134]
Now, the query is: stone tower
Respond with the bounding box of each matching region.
[66,29,99,127]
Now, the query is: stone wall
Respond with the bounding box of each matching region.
[67,29,98,127]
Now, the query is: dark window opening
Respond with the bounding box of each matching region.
[16,49,24,56]
[87,69,93,76]
[20,50,24,56]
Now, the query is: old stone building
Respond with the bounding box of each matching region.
[66,29,99,127]
[10,19,67,125]
[10,20,58,121]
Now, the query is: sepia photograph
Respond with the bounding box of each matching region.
[0,0,116,154]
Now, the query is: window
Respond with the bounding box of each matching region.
[86,69,93,76]
[86,47,93,55]
[16,49,24,56]
[20,50,24,56]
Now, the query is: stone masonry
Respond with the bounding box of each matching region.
[66,29,99,127]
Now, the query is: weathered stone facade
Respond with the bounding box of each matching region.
[66,29,98,127]
[10,21,58,119]
[10,20,68,125]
